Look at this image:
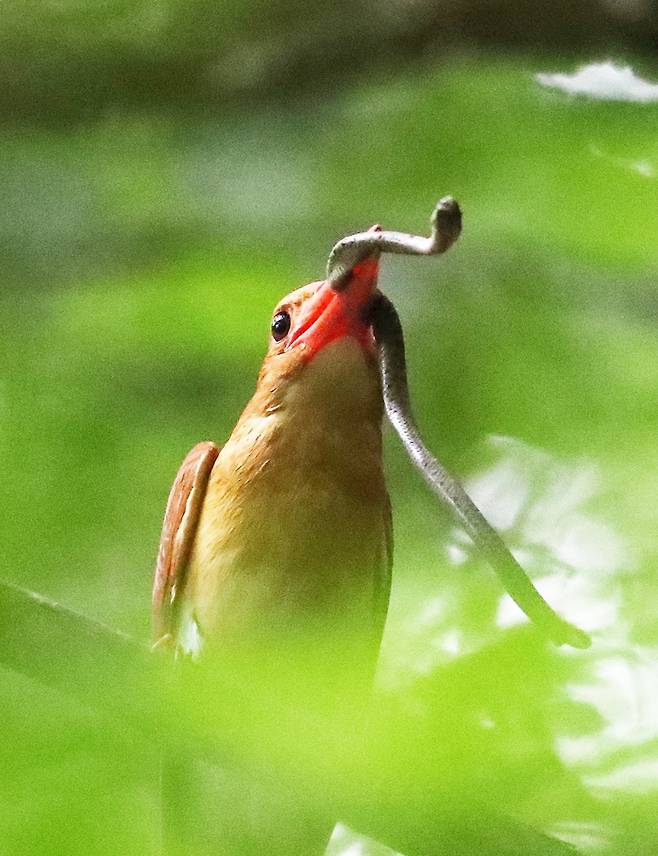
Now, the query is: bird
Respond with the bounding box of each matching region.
[152,253,392,855]
[152,251,390,664]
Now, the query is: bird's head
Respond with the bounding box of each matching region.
[253,253,382,417]
[269,255,379,360]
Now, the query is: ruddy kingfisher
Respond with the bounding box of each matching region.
[152,198,589,854]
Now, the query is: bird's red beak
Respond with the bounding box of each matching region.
[286,256,379,359]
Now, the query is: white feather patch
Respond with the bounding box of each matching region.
[177,613,204,659]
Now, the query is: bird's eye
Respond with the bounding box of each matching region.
[271,311,291,341]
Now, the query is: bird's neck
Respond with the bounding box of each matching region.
[236,338,383,484]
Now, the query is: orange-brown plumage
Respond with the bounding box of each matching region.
[153,257,391,674]
[152,256,390,854]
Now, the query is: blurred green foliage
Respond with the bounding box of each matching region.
[1,10,657,854]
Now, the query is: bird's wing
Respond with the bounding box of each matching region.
[151,441,220,645]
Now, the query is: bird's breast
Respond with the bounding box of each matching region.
[185,338,389,654]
